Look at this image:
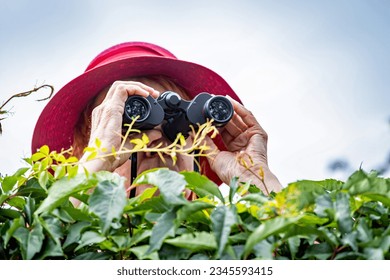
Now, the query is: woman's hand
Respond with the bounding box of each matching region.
[80,81,160,172]
[205,96,282,194]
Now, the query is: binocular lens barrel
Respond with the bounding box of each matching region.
[204,96,234,126]
[124,96,150,122]
[123,92,233,140]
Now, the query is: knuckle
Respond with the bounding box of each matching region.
[111,80,126,87]
[262,131,268,142]
[91,105,102,117]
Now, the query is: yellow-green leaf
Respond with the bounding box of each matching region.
[179,134,186,146]
[31,152,46,162]
[39,145,50,155]
[141,133,150,145]
[130,138,144,150]
[95,138,102,148]
[86,151,97,161]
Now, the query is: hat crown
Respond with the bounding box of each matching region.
[85,42,177,72]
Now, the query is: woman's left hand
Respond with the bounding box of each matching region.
[205,96,282,194]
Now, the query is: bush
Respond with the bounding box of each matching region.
[0,151,389,260]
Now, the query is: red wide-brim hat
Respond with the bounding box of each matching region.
[32,42,242,184]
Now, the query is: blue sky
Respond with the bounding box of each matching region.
[1,0,389,185]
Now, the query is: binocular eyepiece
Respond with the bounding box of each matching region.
[123,91,233,142]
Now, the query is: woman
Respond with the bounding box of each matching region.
[32,42,282,196]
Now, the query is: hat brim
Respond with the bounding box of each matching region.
[32,56,241,184]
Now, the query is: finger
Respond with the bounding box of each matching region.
[223,120,243,138]
[116,81,160,97]
[226,95,258,127]
[203,136,233,183]
[125,81,160,98]
[105,81,158,102]
[202,135,221,161]
[219,127,234,144]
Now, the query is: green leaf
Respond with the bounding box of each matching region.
[341,232,358,252]
[229,176,239,204]
[147,209,176,254]
[53,165,66,179]
[67,165,79,178]
[356,219,372,243]
[31,152,46,162]
[380,235,390,252]
[89,179,126,235]
[23,196,35,226]
[51,208,75,223]
[73,251,112,260]
[135,168,188,206]
[238,193,270,205]
[75,231,106,251]
[165,231,217,251]
[314,193,334,218]
[17,178,47,198]
[0,208,22,219]
[228,232,250,244]
[302,242,333,260]
[62,206,92,222]
[177,201,215,223]
[36,173,99,215]
[86,151,97,161]
[0,194,9,205]
[7,196,26,210]
[111,235,130,250]
[12,167,30,178]
[363,247,384,260]
[38,238,64,259]
[282,224,338,248]
[3,217,25,246]
[126,186,158,209]
[244,216,301,256]
[63,221,91,249]
[363,193,390,207]
[130,245,159,260]
[211,205,236,258]
[39,216,64,246]
[343,170,390,198]
[287,236,301,259]
[279,181,327,210]
[39,145,50,155]
[13,221,44,259]
[95,137,102,148]
[128,196,171,214]
[1,176,18,193]
[253,239,275,259]
[334,192,353,234]
[130,229,152,246]
[159,243,193,260]
[181,171,224,203]
[38,171,49,190]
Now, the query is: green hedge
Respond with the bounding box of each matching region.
[1,158,389,260]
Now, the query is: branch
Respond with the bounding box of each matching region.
[0,84,54,112]
[0,84,54,134]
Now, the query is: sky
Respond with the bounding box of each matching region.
[0,0,389,186]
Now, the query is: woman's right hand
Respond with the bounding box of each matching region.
[80,81,160,172]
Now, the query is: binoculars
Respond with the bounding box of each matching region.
[122,91,234,142]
